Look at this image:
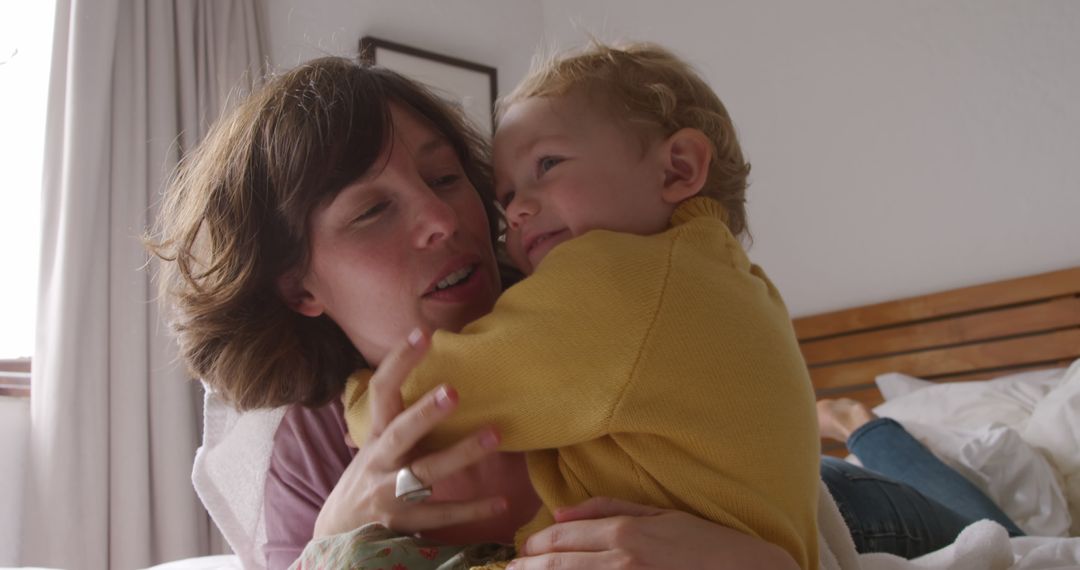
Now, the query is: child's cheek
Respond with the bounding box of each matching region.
[506,232,533,275]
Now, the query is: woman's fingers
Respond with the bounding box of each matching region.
[390,496,509,532]
[369,383,459,467]
[516,497,664,556]
[520,503,801,570]
[520,518,628,556]
[507,552,611,570]
[553,496,663,523]
[408,427,501,487]
[368,328,430,435]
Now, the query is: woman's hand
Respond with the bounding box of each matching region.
[312,329,510,539]
[508,498,800,570]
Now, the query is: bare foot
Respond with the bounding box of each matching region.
[817,398,876,442]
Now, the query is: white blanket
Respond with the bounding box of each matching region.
[874,360,1080,538]
[816,479,1080,569]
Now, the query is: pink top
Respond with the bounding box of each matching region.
[263,398,355,570]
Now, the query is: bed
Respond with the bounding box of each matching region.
[794,266,1080,567]
[793,267,1080,458]
[141,267,1080,569]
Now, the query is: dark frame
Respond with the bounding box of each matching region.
[359,36,498,133]
[0,357,30,398]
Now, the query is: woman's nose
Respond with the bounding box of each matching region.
[414,188,459,247]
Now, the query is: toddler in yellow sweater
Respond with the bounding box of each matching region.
[344,42,821,569]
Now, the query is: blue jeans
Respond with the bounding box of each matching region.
[821,418,1024,559]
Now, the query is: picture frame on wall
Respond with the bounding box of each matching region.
[360,36,498,134]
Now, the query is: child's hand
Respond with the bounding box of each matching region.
[509,497,799,570]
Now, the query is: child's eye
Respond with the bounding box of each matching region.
[536,156,563,177]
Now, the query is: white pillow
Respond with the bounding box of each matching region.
[874,367,1066,432]
[875,372,934,401]
[1022,359,1080,536]
[192,389,286,570]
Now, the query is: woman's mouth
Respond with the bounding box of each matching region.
[434,265,475,292]
[423,262,486,302]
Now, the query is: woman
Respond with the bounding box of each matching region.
[150,56,1021,569]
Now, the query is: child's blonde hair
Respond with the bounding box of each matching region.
[501,41,751,238]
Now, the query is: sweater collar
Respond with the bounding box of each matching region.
[669,196,728,227]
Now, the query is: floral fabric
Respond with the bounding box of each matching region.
[289,523,515,570]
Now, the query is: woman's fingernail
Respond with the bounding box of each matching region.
[435,385,453,409]
[407,328,424,347]
[505,562,518,570]
[480,430,499,449]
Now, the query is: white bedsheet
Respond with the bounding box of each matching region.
[143,555,242,569]
[873,360,1080,538]
[815,479,1080,570]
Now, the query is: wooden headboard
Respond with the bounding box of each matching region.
[792,267,1080,456]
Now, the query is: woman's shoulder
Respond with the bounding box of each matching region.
[267,398,355,512]
[265,399,356,567]
[271,398,354,478]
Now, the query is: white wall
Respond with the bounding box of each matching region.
[262,0,544,97]
[540,1,1080,316]
[263,1,1080,317]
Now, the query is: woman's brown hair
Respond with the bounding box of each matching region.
[148,57,499,410]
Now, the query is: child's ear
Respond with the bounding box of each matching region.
[276,267,324,317]
[659,128,712,205]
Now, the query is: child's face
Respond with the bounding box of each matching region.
[493,91,676,274]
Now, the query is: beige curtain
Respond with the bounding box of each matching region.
[23,1,265,568]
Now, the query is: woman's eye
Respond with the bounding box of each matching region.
[352,201,389,223]
[429,174,461,189]
[536,156,563,176]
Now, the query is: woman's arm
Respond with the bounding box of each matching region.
[265,333,532,569]
[508,498,800,570]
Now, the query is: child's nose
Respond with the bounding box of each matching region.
[507,196,538,230]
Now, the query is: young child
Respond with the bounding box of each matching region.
[344,42,820,569]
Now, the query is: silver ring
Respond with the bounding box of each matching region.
[395,465,433,503]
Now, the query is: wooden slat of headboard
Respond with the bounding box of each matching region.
[809,328,1080,391]
[931,359,1076,383]
[797,267,1080,458]
[794,267,1080,341]
[801,296,1080,366]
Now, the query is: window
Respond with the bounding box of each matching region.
[0,1,56,395]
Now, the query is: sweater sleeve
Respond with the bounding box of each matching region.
[343,229,676,452]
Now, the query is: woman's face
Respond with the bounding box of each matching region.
[291,104,501,366]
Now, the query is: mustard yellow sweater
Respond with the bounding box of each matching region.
[344,198,820,570]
